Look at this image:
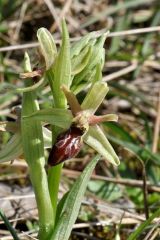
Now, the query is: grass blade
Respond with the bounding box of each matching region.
[128,208,160,240]
[0,210,20,240]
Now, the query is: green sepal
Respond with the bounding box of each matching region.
[83,125,120,166]
[81,82,109,114]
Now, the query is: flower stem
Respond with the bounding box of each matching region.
[48,163,63,219]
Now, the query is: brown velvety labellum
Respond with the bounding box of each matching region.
[48,125,84,166]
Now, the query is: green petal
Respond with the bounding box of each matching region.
[83,125,120,166]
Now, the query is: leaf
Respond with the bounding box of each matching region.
[128,208,160,240]
[21,52,54,240]
[23,108,73,129]
[83,125,120,166]
[0,132,23,163]
[50,155,101,240]
[0,210,20,240]
[55,191,69,225]
[37,27,57,70]
[81,82,109,114]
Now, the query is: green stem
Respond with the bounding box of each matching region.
[47,19,71,226]
[29,163,54,240]
[48,163,63,218]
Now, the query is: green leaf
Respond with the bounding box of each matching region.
[55,191,69,225]
[128,208,160,240]
[23,108,73,129]
[83,125,120,166]
[50,155,100,240]
[37,27,57,70]
[81,82,109,114]
[0,210,20,240]
[0,132,22,163]
[21,52,54,240]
